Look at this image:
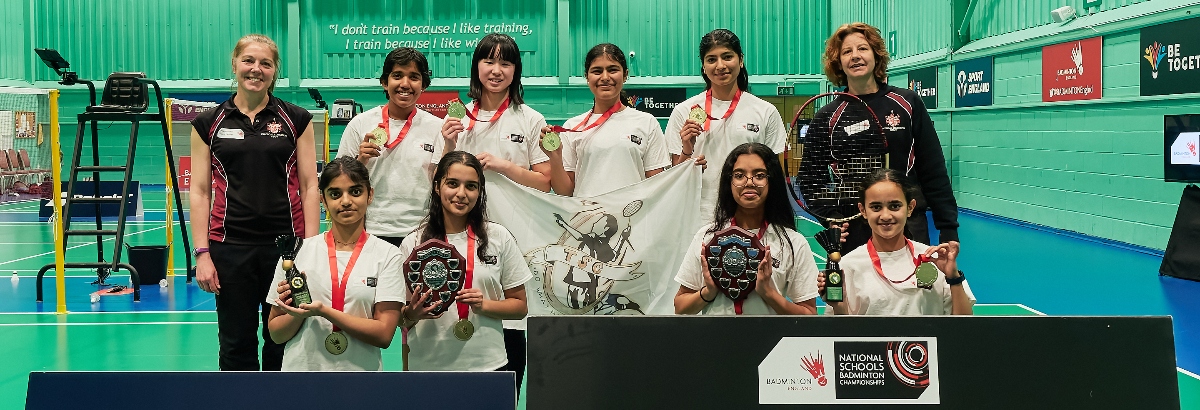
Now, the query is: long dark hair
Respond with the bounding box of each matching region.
[699,29,750,92]
[420,151,490,259]
[468,33,524,107]
[710,143,795,256]
[584,43,634,108]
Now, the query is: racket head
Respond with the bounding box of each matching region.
[792,92,888,226]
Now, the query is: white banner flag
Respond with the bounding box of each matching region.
[487,162,703,316]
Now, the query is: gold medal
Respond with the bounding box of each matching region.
[447,100,467,119]
[689,106,708,123]
[453,319,475,341]
[325,331,349,355]
[367,127,387,146]
[541,131,561,151]
[914,262,939,289]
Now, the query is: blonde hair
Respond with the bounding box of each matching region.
[231,34,281,93]
[822,23,890,87]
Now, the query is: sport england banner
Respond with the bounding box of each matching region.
[953,57,993,108]
[906,66,938,109]
[759,337,941,404]
[1142,17,1200,96]
[487,162,702,316]
[1043,36,1103,102]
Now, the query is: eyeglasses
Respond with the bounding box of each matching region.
[732,171,769,187]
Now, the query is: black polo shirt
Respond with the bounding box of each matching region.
[192,94,314,245]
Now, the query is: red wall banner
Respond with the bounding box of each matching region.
[416,91,462,118]
[1042,36,1103,102]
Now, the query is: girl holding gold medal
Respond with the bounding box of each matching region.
[398,152,531,371]
[665,29,788,218]
[336,47,443,247]
[817,169,975,315]
[266,157,407,371]
[434,33,553,193]
[540,43,671,197]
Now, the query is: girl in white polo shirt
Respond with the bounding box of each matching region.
[674,143,819,316]
[818,168,975,315]
[267,157,406,371]
[399,151,531,371]
[541,43,671,197]
[337,47,443,247]
[666,29,788,219]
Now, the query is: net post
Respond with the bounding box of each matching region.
[49,89,66,314]
[164,98,175,279]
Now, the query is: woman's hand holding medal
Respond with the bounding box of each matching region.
[922,241,960,280]
[274,277,325,318]
[357,133,382,164]
[454,287,486,314]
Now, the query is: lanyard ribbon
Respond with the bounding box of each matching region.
[464,98,511,131]
[325,230,368,332]
[378,104,418,150]
[702,88,742,131]
[866,238,931,286]
[728,217,768,315]
[450,226,476,322]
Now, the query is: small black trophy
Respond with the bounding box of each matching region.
[276,235,310,307]
[815,226,844,302]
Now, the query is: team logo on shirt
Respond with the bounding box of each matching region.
[422,143,435,153]
[884,111,904,132]
[481,255,498,265]
[772,257,780,268]
[365,277,377,287]
[524,200,647,315]
[744,123,761,133]
[509,134,525,143]
[265,121,286,138]
[629,135,642,145]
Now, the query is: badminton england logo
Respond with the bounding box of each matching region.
[801,352,828,386]
[1145,41,1166,79]
[1171,132,1200,165]
[524,200,647,315]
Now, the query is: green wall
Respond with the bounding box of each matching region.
[4,0,1196,250]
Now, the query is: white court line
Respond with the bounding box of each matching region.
[1016,304,1047,315]
[0,225,166,267]
[1180,367,1200,381]
[0,321,216,327]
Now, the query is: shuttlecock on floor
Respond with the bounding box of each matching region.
[159,279,168,288]
[90,294,100,303]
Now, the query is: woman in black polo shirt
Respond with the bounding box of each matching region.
[189,34,320,371]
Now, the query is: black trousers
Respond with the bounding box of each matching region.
[377,235,405,248]
[501,328,526,397]
[209,241,285,371]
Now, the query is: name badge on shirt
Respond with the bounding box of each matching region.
[216,128,245,140]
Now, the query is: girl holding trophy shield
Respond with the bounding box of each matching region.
[398,151,532,371]
[266,157,407,371]
[539,43,671,197]
[674,143,819,315]
[817,169,975,315]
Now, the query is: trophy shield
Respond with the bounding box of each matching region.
[404,239,467,316]
[705,226,764,302]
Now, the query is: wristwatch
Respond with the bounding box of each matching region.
[192,247,210,257]
[946,270,966,286]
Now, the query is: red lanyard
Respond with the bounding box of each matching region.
[464,98,511,131]
[450,226,476,322]
[703,88,742,131]
[866,238,931,285]
[325,230,368,332]
[378,104,418,150]
[728,217,767,315]
[570,102,623,132]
